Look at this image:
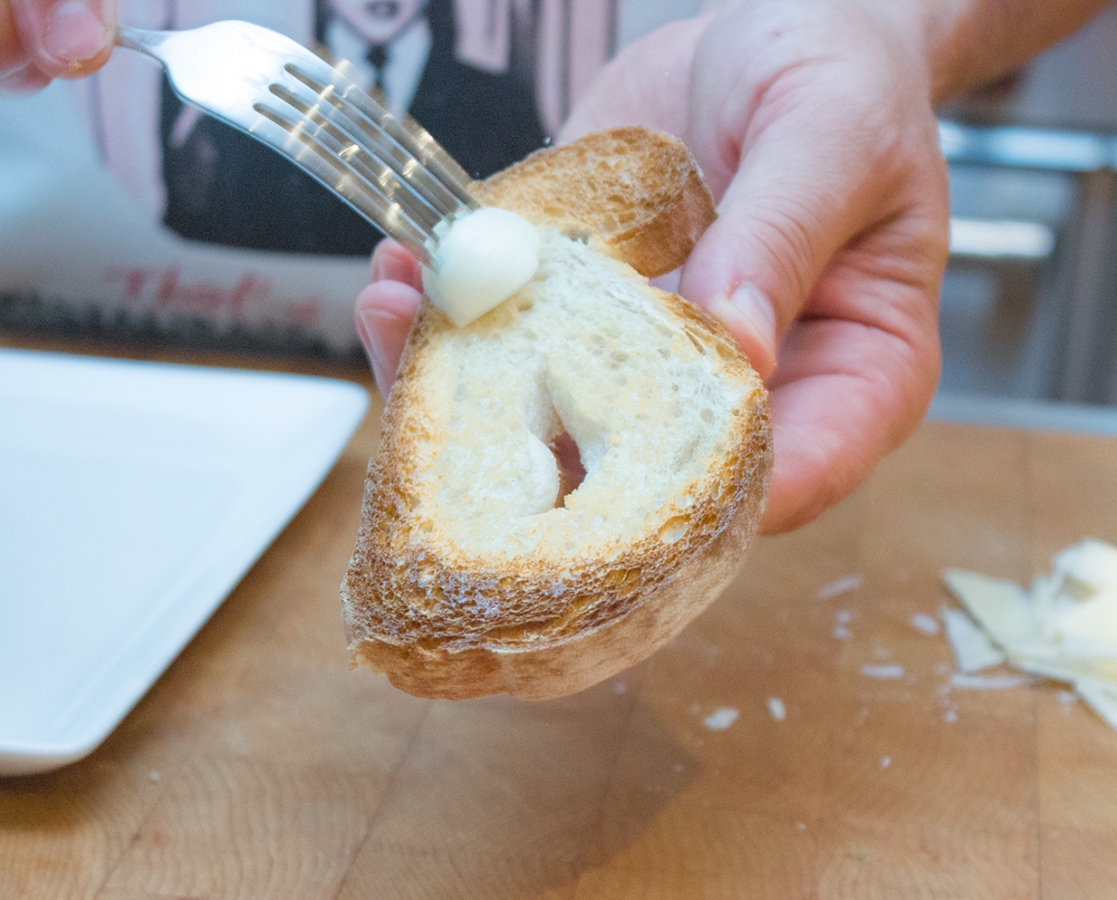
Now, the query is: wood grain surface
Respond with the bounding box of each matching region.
[3,340,1117,899]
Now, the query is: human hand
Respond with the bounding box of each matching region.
[1,0,116,93]
[355,0,950,535]
[563,0,951,535]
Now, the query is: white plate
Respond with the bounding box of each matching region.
[0,349,367,775]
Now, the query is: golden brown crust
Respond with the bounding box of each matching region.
[472,127,717,278]
[340,127,770,700]
[342,349,770,699]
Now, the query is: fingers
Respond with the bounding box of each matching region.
[759,314,940,534]
[356,240,423,394]
[693,118,945,529]
[671,4,949,532]
[0,59,50,91]
[679,89,877,380]
[370,237,422,287]
[676,2,939,381]
[2,0,115,89]
[678,132,862,382]
[0,1,27,79]
[697,275,780,382]
[355,280,422,395]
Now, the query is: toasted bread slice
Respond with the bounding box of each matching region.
[341,127,771,700]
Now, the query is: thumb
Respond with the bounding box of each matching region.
[678,122,872,382]
[677,8,888,380]
[9,0,116,80]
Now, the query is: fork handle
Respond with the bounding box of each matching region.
[115,25,167,58]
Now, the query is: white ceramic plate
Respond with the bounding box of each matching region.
[0,349,367,775]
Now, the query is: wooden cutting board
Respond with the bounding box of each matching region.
[3,345,1117,899]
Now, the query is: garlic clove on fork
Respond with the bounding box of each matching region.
[421,207,541,327]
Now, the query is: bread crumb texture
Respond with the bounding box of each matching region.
[341,127,770,699]
[343,232,768,690]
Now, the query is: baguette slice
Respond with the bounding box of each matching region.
[341,126,772,700]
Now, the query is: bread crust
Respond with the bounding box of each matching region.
[473,126,717,278]
[341,127,771,700]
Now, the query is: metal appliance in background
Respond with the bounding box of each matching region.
[936,5,1117,406]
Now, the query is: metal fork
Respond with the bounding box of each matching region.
[115,20,478,263]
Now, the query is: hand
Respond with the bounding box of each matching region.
[356,0,950,535]
[1,0,116,93]
[566,0,951,535]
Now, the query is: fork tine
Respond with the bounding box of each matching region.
[265,85,444,232]
[268,78,457,232]
[253,102,439,260]
[116,21,480,261]
[284,62,476,212]
[266,60,484,260]
[336,77,477,206]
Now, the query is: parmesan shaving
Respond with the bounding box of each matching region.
[950,673,1033,691]
[1075,678,1117,730]
[940,606,1006,673]
[942,538,1117,732]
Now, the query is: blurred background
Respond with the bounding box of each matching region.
[4,0,1117,409]
[935,4,1117,407]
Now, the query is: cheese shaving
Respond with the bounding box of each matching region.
[949,673,1033,691]
[942,538,1117,732]
[1075,678,1117,730]
[940,606,1006,673]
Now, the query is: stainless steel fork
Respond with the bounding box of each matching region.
[116,20,478,263]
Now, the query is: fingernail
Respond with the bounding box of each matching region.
[730,282,778,347]
[356,302,395,390]
[40,1,110,65]
[708,283,778,378]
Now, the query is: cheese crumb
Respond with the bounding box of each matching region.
[950,673,1032,690]
[911,612,941,635]
[703,707,740,731]
[817,574,862,600]
[861,664,904,680]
